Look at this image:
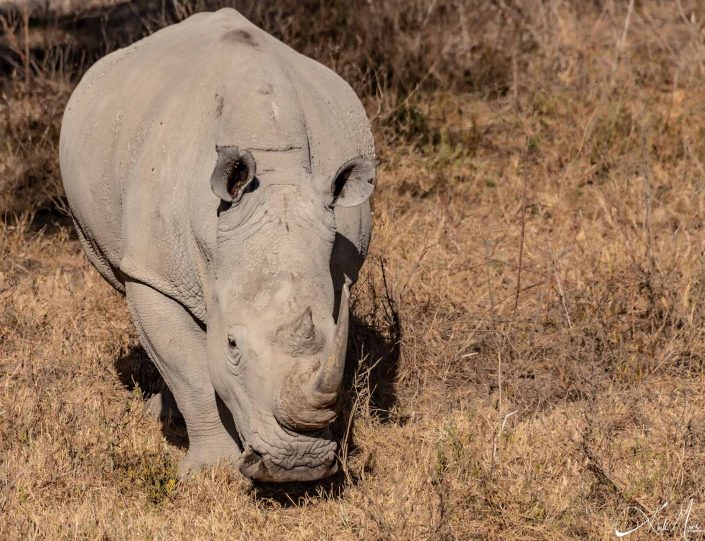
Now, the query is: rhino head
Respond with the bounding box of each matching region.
[205,146,375,482]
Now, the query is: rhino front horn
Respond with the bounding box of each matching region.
[313,285,349,397]
[274,282,350,431]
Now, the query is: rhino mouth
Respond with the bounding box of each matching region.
[238,430,338,482]
[239,447,338,482]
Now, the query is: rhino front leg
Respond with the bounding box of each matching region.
[125,279,241,477]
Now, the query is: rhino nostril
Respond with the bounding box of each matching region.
[239,446,266,479]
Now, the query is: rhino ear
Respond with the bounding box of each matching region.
[331,157,376,208]
[210,146,256,203]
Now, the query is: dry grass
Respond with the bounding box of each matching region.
[3,0,705,539]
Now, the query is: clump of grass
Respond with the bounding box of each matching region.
[115,451,178,505]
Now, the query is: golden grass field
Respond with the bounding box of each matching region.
[3,1,705,539]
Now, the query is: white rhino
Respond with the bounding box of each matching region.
[59,8,375,482]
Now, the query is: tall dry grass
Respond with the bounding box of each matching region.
[3,1,705,539]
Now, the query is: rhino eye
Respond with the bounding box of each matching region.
[227,335,242,368]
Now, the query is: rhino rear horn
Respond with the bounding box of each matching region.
[210,146,256,203]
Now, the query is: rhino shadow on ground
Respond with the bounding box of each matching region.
[114,345,189,449]
[114,301,402,505]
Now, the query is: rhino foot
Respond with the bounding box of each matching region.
[178,434,241,478]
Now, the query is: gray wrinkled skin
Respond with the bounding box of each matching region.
[59,8,375,482]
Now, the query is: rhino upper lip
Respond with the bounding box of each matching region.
[239,442,337,481]
[232,410,337,466]
[249,432,336,468]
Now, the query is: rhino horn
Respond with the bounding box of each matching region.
[314,283,349,396]
[274,282,350,431]
[290,306,315,342]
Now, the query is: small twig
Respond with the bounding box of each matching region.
[21,7,30,86]
[340,392,361,483]
[456,0,470,52]
[511,50,518,110]
[548,243,572,328]
[379,256,401,338]
[512,152,528,321]
[484,239,513,469]
[640,126,656,273]
[663,68,680,130]
[618,0,635,52]
[483,239,498,329]
[492,409,518,465]
[610,0,635,89]
[497,349,502,431]
[339,352,382,483]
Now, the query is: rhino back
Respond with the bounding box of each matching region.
[60,8,374,322]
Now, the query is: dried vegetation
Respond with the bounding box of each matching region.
[3,1,705,539]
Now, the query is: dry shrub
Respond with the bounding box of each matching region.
[170,0,523,97]
[0,0,532,214]
[2,0,530,93]
[0,78,70,214]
